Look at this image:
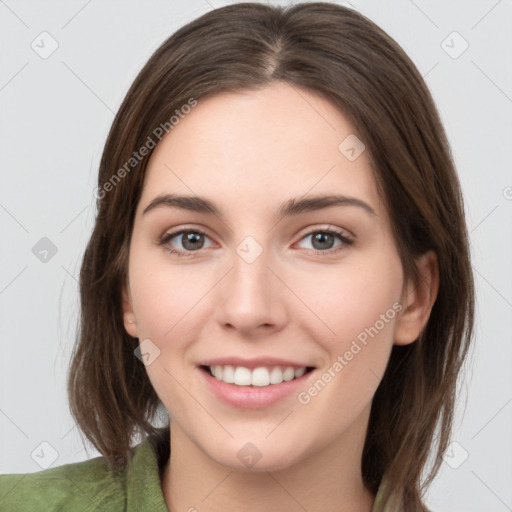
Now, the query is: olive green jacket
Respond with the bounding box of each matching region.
[0,434,396,511]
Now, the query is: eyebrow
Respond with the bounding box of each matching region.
[142,193,377,219]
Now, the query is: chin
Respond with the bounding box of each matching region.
[205,436,307,473]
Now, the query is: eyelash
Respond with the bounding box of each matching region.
[158,226,354,258]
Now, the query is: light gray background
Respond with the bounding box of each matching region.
[1,1,511,511]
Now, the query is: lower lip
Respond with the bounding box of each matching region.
[197,367,314,409]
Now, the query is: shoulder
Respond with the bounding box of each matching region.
[0,432,170,512]
[0,451,128,512]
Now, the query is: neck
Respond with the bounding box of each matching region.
[161,408,375,512]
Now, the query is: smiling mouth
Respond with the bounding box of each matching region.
[199,365,315,387]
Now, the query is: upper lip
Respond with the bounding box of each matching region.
[198,357,314,370]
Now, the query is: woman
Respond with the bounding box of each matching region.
[0,2,474,511]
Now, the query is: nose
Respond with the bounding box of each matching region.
[214,239,288,337]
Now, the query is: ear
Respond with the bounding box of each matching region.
[122,280,139,338]
[394,250,439,346]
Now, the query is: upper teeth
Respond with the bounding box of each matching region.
[209,365,307,387]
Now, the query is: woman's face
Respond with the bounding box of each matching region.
[123,81,417,472]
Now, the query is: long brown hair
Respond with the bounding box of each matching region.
[67,2,475,510]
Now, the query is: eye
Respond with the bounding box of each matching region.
[158,228,214,256]
[158,226,353,258]
[295,227,353,255]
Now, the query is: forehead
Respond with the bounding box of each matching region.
[139,82,384,221]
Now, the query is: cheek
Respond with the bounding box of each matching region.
[127,243,208,415]
[304,251,403,339]
[128,242,208,340]
[299,249,403,396]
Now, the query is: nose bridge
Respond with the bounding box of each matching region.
[215,233,285,330]
[231,233,275,305]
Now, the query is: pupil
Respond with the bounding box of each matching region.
[313,232,333,250]
[183,232,203,251]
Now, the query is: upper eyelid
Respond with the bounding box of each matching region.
[162,223,352,236]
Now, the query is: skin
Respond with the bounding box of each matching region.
[122,81,439,512]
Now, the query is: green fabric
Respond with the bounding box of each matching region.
[0,436,393,511]
[0,437,168,512]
